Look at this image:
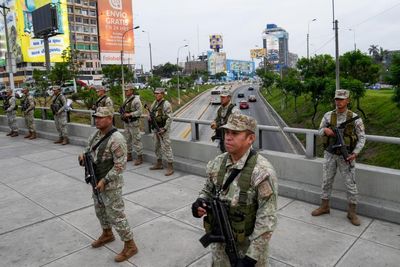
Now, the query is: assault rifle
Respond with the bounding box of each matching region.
[327,115,360,162]
[199,196,239,266]
[144,103,163,139]
[211,128,223,141]
[83,152,103,205]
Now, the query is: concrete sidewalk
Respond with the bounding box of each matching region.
[0,135,399,267]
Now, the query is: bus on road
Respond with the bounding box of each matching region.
[210,87,223,104]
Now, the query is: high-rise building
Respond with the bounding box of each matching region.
[262,24,289,70]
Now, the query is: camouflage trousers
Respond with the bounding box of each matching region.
[124,122,143,155]
[321,151,358,204]
[24,111,36,132]
[211,239,269,267]
[94,188,133,241]
[54,112,68,138]
[153,130,174,163]
[6,111,18,132]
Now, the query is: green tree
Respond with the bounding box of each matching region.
[215,72,227,81]
[297,54,335,79]
[340,50,380,84]
[341,78,367,118]
[152,62,180,78]
[368,44,380,62]
[32,69,50,105]
[102,65,134,83]
[147,75,162,89]
[387,52,400,108]
[256,68,278,94]
[278,68,303,113]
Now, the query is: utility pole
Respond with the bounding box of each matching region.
[334,20,340,90]
[0,4,15,90]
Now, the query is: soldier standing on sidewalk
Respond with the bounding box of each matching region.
[311,89,366,226]
[4,88,18,137]
[21,86,37,139]
[92,85,114,111]
[50,86,69,145]
[148,87,174,176]
[121,84,143,165]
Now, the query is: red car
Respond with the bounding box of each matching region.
[239,100,249,109]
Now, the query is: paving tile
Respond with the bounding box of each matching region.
[20,149,70,162]
[187,253,212,267]
[336,238,400,267]
[106,216,205,267]
[168,204,203,230]
[8,172,93,215]
[277,196,293,210]
[361,219,400,249]
[0,218,90,267]
[0,143,48,159]
[62,201,160,239]
[0,156,29,168]
[269,258,294,267]
[59,166,87,181]
[125,161,152,171]
[124,183,198,214]
[44,246,135,267]
[0,161,54,184]
[279,200,371,236]
[0,184,53,234]
[168,174,206,192]
[58,144,87,155]
[269,215,356,267]
[123,171,161,194]
[39,155,81,171]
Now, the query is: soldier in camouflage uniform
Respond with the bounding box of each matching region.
[4,88,18,137]
[92,85,114,111]
[50,86,69,145]
[148,87,174,176]
[211,89,239,152]
[120,84,143,165]
[192,113,278,267]
[21,86,37,139]
[79,107,138,262]
[312,89,366,226]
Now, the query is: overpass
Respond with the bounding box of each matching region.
[0,107,399,224]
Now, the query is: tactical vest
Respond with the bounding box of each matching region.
[88,130,116,179]
[216,103,235,127]
[51,94,64,114]
[152,100,167,128]
[21,96,31,111]
[3,96,17,111]
[207,152,259,243]
[323,110,358,153]
[95,95,107,109]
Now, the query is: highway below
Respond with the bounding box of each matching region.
[170,83,300,154]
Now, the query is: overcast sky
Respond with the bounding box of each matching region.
[132,0,400,71]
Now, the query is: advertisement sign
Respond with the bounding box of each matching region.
[226,59,255,74]
[98,0,135,65]
[265,34,279,64]
[207,51,226,75]
[250,48,266,59]
[0,0,70,64]
[209,34,223,51]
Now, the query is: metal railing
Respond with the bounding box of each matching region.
[7,107,400,159]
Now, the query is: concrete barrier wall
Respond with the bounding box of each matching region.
[1,115,399,223]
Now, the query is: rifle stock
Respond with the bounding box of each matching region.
[83,152,103,205]
[144,104,163,139]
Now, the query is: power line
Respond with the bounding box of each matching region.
[311,35,335,55]
[351,1,400,28]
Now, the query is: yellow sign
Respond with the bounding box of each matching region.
[250,48,266,59]
[14,0,70,62]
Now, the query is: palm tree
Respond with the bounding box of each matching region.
[368,45,380,63]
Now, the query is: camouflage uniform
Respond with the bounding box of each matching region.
[85,128,133,241]
[94,95,114,111]
[319,108,365,204]
[51,93,68,139]
[21,93,36,133]
[150,98,174,163]
[4,95,18,133]
[198,113,278,267]
[122,95,143,156]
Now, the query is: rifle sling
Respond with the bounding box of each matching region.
[221,149,256,192]
[122,95,135,110]
[151,99,165,113]
[338,115,360,128]
[91,128,118,152]
[96,95,107,106]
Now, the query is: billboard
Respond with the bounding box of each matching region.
[226,60,255,74]
[207,51,226,75]
[0,0,71,64]
[98,0,135,65]
[209,34,223,52]
[265,34,279,64]
[250,48,266,59]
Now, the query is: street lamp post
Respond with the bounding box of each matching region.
[142,30,153,75]
[307,18,317,59]
[176,44,188,105]
[349,28,356,51]
[332,0,340,90]
[121,25,140,101]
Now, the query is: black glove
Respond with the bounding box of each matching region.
[191,198,207,218]
[235,256,257,267]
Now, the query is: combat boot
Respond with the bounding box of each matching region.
[347,203,361,226]
[10,131,19,137]
[134,155,143,166]
[127,152,133,162]
[91,228,115,248]
[24,132,32,138]
[149,159,163,170]
[61,137,69,145]
[6,132,12,136]
[29,132,37,140]
[165,162,174,176]
[311,199,330,216]
[114,239,138,262]
[54,137,63,144]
